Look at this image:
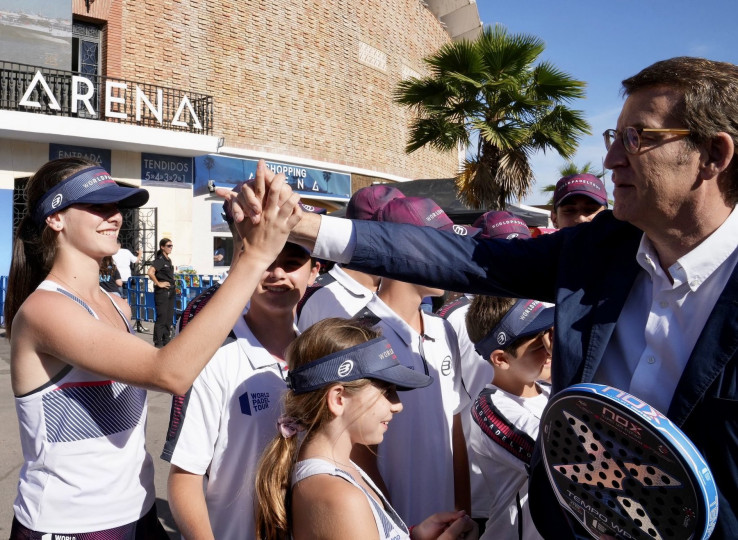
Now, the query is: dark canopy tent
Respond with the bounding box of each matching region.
[330,178,551,227]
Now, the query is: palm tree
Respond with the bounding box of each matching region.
[395,24,590,209]
[541,161,605,205]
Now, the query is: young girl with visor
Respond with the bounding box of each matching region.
[5,157,300,539]
[254,318,478,540]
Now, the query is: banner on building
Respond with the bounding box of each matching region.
[49,143,111,173]
[142,153,194,187]
[0,2,72,70]
[194,154,350,200]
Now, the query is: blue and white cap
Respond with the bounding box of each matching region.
[33,166,149,226]
[286,337,433,394]
[475,299,554,359]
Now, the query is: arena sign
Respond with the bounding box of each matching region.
[18,70,203,130]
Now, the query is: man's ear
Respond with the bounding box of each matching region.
[325,384,346,417]
[45,212,64,232]
[550,209,559,228]
[490,350,511,370]
[699,132,734,180]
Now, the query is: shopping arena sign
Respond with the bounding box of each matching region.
[18,70,203,130]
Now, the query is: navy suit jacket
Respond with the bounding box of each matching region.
[347,211,738,538]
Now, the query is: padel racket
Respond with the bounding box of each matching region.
[540,383,718,540]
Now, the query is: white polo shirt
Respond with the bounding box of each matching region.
[360,295,470,526]
[297,264,374,331]
[438,295,495,520]
[469,384,549,540]
[161,312,290,540]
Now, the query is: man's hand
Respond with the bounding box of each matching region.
[217,166,302,267]
[215,159,274,225]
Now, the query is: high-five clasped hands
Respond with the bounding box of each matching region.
[216,159,304,264]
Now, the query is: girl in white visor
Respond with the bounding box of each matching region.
[255,317,478,540]
[5,157,300,539]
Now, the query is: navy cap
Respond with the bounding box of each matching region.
[34,166,149,225]
[287,337,433,394]
[474,299,554,359]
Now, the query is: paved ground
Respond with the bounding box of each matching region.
[0,325,180,538]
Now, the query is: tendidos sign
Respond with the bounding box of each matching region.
[18,70,204,130]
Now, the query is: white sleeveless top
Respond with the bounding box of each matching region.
[292,458,410,540]
[13,280,155,533]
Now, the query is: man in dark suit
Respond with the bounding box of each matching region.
[231,56,738,538]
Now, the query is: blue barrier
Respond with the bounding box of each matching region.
[127,276,156,323]
[129,274,219,327]
[0,275,7,328]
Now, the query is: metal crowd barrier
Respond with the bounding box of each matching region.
[128,274,219,330]
[0,275,7,328]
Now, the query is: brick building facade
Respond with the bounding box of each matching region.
[0,0,481,274]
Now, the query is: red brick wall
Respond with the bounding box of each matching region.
[107,0,458,180]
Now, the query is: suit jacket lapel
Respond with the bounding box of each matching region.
[668,262,738,426]
[579,251,642,383]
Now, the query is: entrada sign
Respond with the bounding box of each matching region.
[19,70,203,130]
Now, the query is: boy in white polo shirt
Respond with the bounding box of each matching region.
[465,296,554,540]
[437,210,532,532]
[296,184,404,330]
[351,196,476,527]
[162,207,318,539]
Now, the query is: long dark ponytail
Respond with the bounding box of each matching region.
[4,158,96,337]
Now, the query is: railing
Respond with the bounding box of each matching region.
[127,274,220,328]
[0,60,214,134]
[0,275,7,328]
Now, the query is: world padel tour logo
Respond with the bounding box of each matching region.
[52,194,63,208]
[239,391,271,416]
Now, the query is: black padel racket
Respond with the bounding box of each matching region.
[540,384,718,540]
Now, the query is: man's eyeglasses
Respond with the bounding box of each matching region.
[165,244,173,248]
[603,127,691,154]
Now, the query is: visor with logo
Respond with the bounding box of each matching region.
[286,337,433,394]
[33,166,149,226]
[475,299,554,359]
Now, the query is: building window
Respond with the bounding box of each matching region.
[72,21,101,76]
[72,21,101,118]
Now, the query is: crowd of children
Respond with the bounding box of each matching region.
[6,157,608,540]
[155,176,606,539]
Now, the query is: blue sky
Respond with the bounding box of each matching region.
[476,0,738,205]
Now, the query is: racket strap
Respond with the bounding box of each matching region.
[471,389,536,464]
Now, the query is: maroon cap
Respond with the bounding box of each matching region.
[346,184,405,220]
[472,211,531,240]
[378,196,480,236]
[553,174,608,209]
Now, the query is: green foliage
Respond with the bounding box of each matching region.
[395,24,591,209]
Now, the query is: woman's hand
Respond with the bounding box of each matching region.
[217,160,302,267]
[412,510,478,540]
[216,159,274,226]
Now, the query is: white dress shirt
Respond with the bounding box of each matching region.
[595,207,738,412]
